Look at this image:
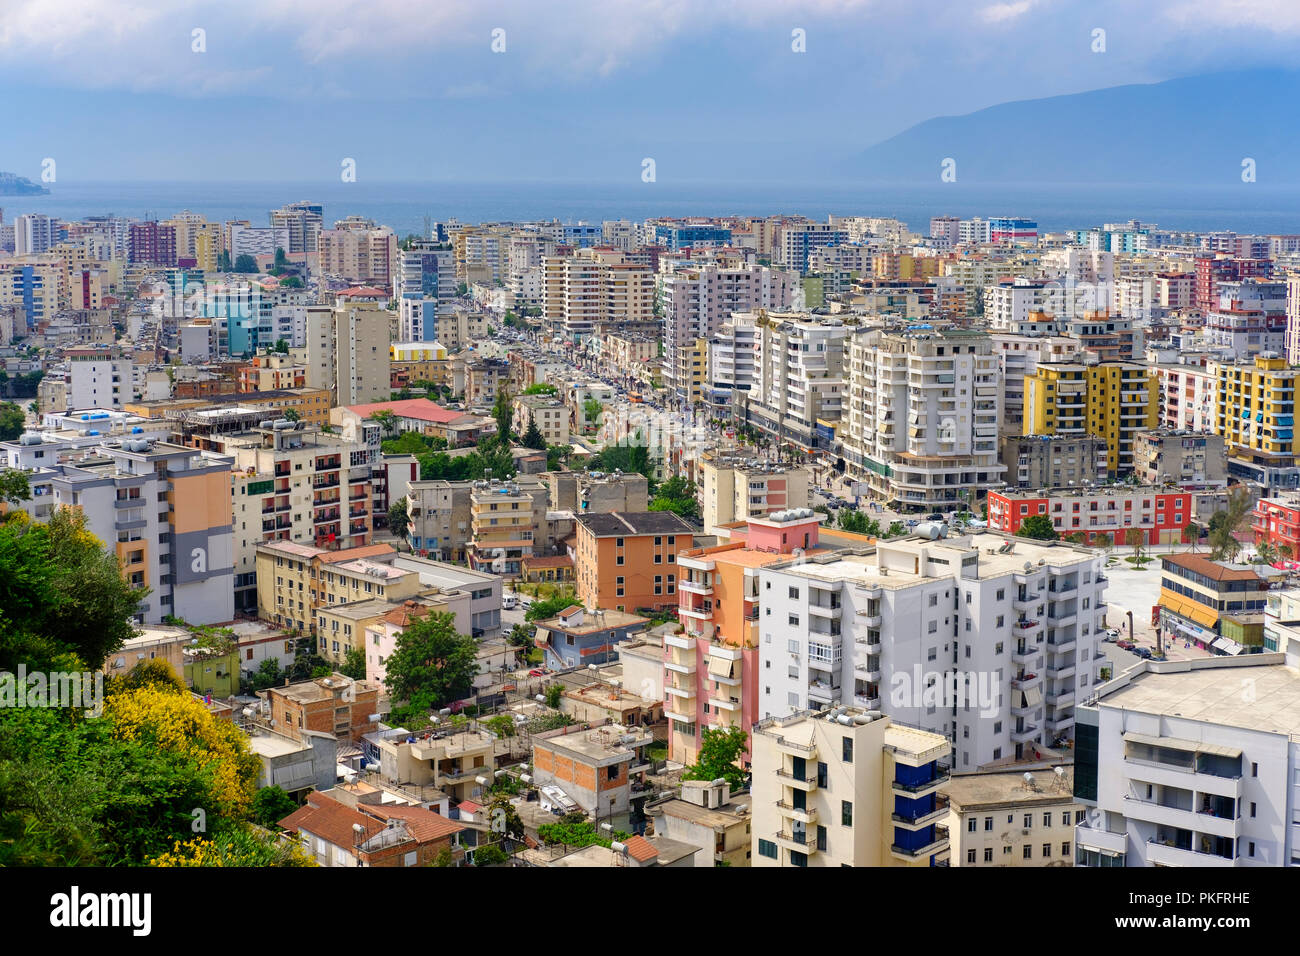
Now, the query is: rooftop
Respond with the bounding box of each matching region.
[942,767,1077,810]
[1098,659,1300,741]
[576,511,696,537]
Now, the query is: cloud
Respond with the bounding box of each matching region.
[979,0,1043,24]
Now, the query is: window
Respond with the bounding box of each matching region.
[758,839,777,859]
[967,817,977,832]
[842,737,853,763]
[1023,845,1032,859]
[789,615,800,627]
[967,849,977,864]
[789,587,800,599]
[1042,843,1051,857]
[1024,814,1032,828]
[1062,842,1070,856]
[984,847,993,862]
[984,817,993,831]
[841,801,853,827]
[1043,812,1051,827]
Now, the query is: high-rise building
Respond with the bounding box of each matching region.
[1024,362,1159,476]
[14,213,59,255]
[270,201,324,254]
[333,295,391,405]
[543,248,654,341]
[1213,352,1300,489]
[845,328,1004,510]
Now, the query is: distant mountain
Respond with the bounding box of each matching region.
[0,172,49,196]
[848,70,1300,185]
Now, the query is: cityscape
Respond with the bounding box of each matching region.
[0,0,1292,933]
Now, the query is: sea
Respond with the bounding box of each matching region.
[7,179,1300,236]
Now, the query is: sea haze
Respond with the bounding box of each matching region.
[6,180,1300,236]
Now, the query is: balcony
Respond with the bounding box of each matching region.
[1047,612,1077,629]
[1047,663,1075,681]
[1046,637,1076,656]
[808,602,842,620]
[891,771,950,797]
[1144,838,1236,868]
[1011,673,1041,692]
[679,579,713,596]
[1011,644,1038,665]
[1013,593,1041,613]
[775,768,818,791]
[709,695,742,712]
[775,800,819,824]
[665,682,697,700]
[678,602,713,621]
[1010,724,1040,743]
[664,632,696,651]
[665,707,695,724]
[855,634,882,654]
[889,825,950,861]
[1046,689,1075,709]
[1014,619,1042,634]
[774,829,818,853]
[1046,713,1075,733]
[892,795,950,829]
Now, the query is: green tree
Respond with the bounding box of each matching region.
[492,389,513,444]
[371,409,398,437]
[388,497,411,542]
[382,612,479,722]
[430,845,455,867]
[1209,488,1252,561]
[506,623,534,648]
[885,521,907,538]
[339,646,367,681]
[273,338,289,354]
[649,475,698,519]
[274,247,288,271]
[520,417,546,451]
[681,726,747,792]
[484,714,516,738]
[283,408,300,423]
[0,468,31,505]
[522,383,557,396]
[582,398,604,429]
[837,509,880,536]
[244,657,283,694]
[233,254,258,273]
[0,402,25,442]
[1016,514,1059,541]
[472,843,509,866]
[251,786,298,829]
[544,683,564,708]
[526,587,580,622]
[1125,527,1146,561]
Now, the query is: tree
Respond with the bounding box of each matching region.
[1255,541,1278,565]
[484,714,516,738]
[1125,527,1145,561]
[520,417,546,451]
[526,588,580,622]
[837,509,880,537]
[521,383,557,396]
[371,409,398,437]
[885,521,907,538]
[388,497,410,542]
[0,402,24,442]
[1016,514,1059,541]
[273,338,289,354]
[544,683,564,708]
[382,612,479,722]
[583,398,604,430]
[339,646,367,681]
[1094,531,1112,552]
[472,843,509,866]
[681,726,747,792]
[244,657,283,694]
[283,408,300,423]
[233,254,258,273]
[430,845,455,867]
[492,388,513,444]
[0,468,31,505]
[1209,488,1253,562]
[251,786,298,829]
[274,247,288,272]
[506,623,534,647]
[649,475,699,520]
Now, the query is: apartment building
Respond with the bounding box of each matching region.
[706,314,759,415]
[254,540,417,634]
[999,435,1109,490]
[238,352,307,392]
[991,333,1081,436]
[1132,430,1228,488]
[40,438,234,625]
[648,780,753,867]
[659,262,794,400]
[945,766,1081,867]
[778,222,848,274]
[1215,352,1300,489]
[269,201,323,254]
[532,605,649,669]
[532,723,655,819]
[543,247,654,341]
[1024,362,1159,476]
[844,327,1004,510]
[333,295,391,405]
[573,510,697,613]
[669,511,818,766]
[512,393,570,446]
[988,487,1192,546]
[1252,492,1300,557]
[751,708,951,867]
[319,224,399,290]
[280,792,465,867]
[1153,362,1218,433]
[544,469,648,514]
[466,477,551,576]
[66,346,131,409]
[1073,656,1300,867]
[735,312,850,455]
[699,454,811,535]
[756,532,1108,770]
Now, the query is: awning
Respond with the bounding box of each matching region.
[1210,638,1229,651]
[1122,731,1242,759]
[1160,592,1219,630]
[1022,687,1043,707]
[1222,640,1244,656]
[707,656,735,678]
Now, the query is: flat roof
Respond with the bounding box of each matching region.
[943,767,1076,810]
[1100,662,1300,740]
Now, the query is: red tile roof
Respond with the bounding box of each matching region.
[623,834,658,862]
[358,803,464,842]
[383,600,435,627]
[280,793,382,848]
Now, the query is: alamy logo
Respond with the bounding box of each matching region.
[50,886,151,936]
[0,664,103,717]
[889,665,1001,718]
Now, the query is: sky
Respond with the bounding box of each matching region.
[4,0,1300,183]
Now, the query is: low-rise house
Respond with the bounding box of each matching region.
[649,779,753,867]
[280,791,465,867]
[533,605,650,669]
[531,723,654,819]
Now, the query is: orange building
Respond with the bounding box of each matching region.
[669,510,825,766]
[573,511,696,613]
[266,672,383,744]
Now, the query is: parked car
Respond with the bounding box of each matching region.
[1116,640,1135,651]
[1133,647,1153,660]
[528,669,546,677]
[502,594,518,610]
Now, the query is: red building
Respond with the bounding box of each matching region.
[988,488,1193,546]
[1194,255,1271,312]
[1252,495,1300,554]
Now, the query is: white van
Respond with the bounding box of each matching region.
[502,594,518,610]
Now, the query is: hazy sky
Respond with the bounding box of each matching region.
[3,0,1300,182]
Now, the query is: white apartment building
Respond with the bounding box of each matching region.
[756,532,1108,772]
[751,707,951,867]
[15,214,59,255]
[845,328,1005,510]
[1153,362,1218,433]
[333,298,390,405]
[699,454,811,535]
[736,312,849,454]
[706,314,759,414]
[1074,656,1300,867]
[543,248,654,341]
[67,346,131,409]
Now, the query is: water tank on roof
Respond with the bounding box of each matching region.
[914,521,947,540]
[272,419,293,430]
[131,427,143,434]
[20,433,42,445]
[88,430,99,436]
